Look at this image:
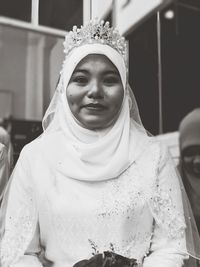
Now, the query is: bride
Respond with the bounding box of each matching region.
[0,20,199,267]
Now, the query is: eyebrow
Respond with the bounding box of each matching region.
[73,69,120,75]
[72,69,89,75]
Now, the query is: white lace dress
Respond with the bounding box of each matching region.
[0,132,188,267]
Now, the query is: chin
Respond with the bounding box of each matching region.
[82,120,110,130]
[78,115,111,130]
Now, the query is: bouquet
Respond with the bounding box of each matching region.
[73,251,138,267]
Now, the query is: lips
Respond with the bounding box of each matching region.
[83,103,107,110]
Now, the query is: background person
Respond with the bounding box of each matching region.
[178,108,200,233]
[0,118,13,173]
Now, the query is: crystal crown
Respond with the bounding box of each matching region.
[63,19,127,61]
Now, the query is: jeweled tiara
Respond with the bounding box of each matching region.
[63,19,127,61]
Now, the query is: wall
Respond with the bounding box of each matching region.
[0,25,27,119]
[83,0,112,23]
[0,24,64,120]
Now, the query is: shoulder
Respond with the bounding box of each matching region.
[137,136,165,159]
[144,138,176,180]
[22,131,62,152]
[147,137,169,156]
[19,131,63,163]
[130,120,168,163]
[136,137,170,173]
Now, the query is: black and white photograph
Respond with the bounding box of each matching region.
[0,1,200,267]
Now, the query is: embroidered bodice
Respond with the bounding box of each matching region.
[0,133,188,267]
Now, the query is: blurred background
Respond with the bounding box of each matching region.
[0,0,199,165]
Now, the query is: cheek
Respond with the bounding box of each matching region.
[66,85,81,107]
[106,87,124,108]
[67,93,75,106]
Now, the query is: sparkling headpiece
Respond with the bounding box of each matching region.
[63,19,127,61]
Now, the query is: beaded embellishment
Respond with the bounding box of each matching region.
[150,187,186,240]
[63,19,127,61]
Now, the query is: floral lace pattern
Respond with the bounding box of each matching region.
[97,163,146,220]
[148,145,186,240]
[150,187,186,239]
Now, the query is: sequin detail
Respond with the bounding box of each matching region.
[150,187,186,239]
[97,164,145,220]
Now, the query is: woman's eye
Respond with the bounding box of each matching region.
[73,76,88,85]
[103,76,120,85]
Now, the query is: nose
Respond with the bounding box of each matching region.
[87,80,104,99]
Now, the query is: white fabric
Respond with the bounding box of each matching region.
[42,43,142,182]
[0,40,196,267]
[0,134,188,267]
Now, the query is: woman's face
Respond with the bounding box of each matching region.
[66,54,124,130]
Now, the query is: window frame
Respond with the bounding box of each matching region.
[0,0,66,37]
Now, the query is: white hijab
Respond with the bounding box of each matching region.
[42,43,149,182]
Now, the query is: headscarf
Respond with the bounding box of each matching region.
[179,108,200,233]
[41,42,149,182]
[179,108,200,151]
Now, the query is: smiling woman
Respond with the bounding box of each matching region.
[66,54,124,130]
[1,19,200,267]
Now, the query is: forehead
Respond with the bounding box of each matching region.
[74,54,119,73]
